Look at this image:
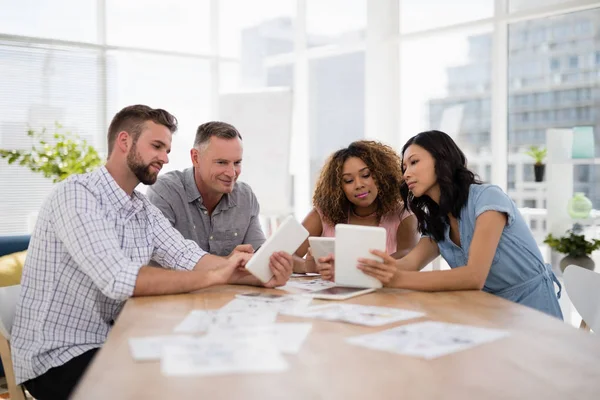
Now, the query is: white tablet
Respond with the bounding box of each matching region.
[308,237,335,261]
[245,215,309,283]
[310,286,376,301]
[334,224,386,289]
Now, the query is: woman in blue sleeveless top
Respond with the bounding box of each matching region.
[357,130,563,319]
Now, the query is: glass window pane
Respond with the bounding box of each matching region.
[509,0,575,13]
[307,0,366,48]
[0,42,102,234]
[106,0,210,53]
[107,51,211,173]
[508,9,600,211]
[309,52,365,190]
[400,27,492,179]
[0,0,97,43]
[400,0,493,33]
[219,0,295,58]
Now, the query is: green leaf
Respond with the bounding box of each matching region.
[0,125,103,182]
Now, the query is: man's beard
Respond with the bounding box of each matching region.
[127,145,159,185]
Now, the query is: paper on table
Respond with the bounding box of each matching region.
[283,304,425,327]
[280,278,336,293]
[347,321,510,359]
[161,336,289,376]
[173,309,278,333]
[128,335,196,361]
[220,296,313,314]
[207,323,313,354]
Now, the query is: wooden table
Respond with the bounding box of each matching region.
[72,282,600,400]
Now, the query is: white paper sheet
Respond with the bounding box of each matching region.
[220,296,313,314]
[161,337,289,376]
[280,278,336,293]
[207,323,313,354]
[128,335,197,361]
[347,321,510,359]
[173,309,278,333]
[283,304,425,327]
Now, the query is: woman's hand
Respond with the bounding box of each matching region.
[316,254,335,281]
[357,250,399,285]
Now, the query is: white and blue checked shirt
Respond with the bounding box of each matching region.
[11,166,206,384]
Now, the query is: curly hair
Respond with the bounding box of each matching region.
[313,140,404,226]
[400,130,481,242]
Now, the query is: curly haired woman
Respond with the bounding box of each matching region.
[293,140,419,279]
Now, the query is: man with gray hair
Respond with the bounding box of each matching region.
[147,121,293,277]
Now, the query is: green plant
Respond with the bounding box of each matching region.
[525,145,547,165]
[544,230,600,258]
[0,123,103,183]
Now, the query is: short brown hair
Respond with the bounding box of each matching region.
[107,105,178,155]
[194,121,242,148]
[313,140,404,225]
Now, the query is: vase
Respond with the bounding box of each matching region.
[571,126,595,159]
[534,164,545,182]
[559,254,595,272]
[567,192,593,219]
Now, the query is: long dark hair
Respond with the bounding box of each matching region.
[400,130,481,241]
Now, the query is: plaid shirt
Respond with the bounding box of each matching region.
[11,166,206,384]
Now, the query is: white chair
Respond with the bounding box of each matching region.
[563,265,600,333]
[0,284,27,400]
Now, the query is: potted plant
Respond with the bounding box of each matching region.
[525,145,547,182]
[544,229,600,272]
[0,123,102,183]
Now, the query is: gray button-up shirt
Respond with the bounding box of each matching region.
[147,167,266,257]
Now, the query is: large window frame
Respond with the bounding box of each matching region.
[1,0,599,221]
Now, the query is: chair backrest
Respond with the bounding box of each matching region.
[0,235,30,257]
[563,265,600,333]
[0,284,21,340]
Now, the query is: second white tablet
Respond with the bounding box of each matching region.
[334,224,386,289]
[308,237,335,260]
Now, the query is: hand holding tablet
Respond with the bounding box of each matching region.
[244,216,309,283]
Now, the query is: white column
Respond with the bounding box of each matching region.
[97,0,107,155]
[491,0,508,190]
[365,0,400,149]
[291,0,311,220]
[209,0,220,119]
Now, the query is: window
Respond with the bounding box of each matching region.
[0,0,97,43]
[309,52,365,190]
[508,7,600,234]
[107,51,211,173]
[569,55,579,68]
[106,0,211,53]
[219,0,295,58]
[400,0,493,33]
[401,26,493,172]
[306,0,365,48]
[509,0,576,13]
[0,42,102,234]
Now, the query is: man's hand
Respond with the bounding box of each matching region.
[264,251,294,288]
[317,254,335,281]
[204,252,253,285]
[227,244,255,258]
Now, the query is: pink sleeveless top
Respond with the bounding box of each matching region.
[316,207,414,255]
